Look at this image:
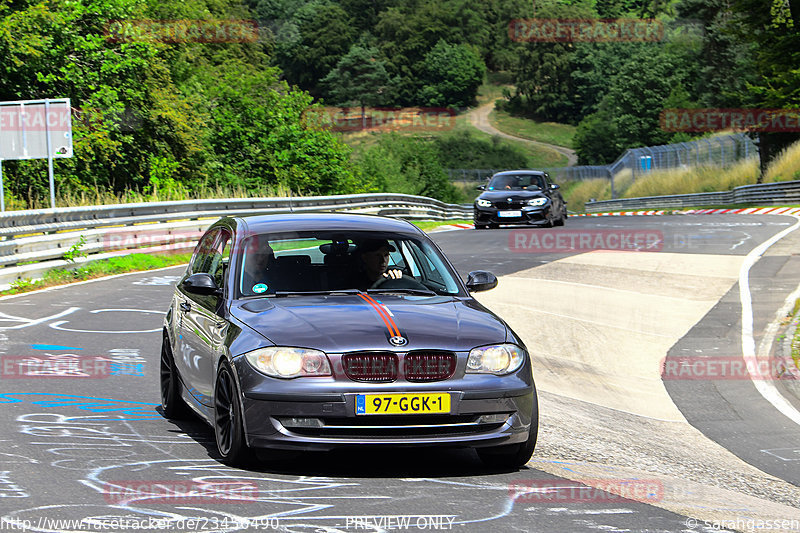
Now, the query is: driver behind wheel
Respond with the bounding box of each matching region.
[354,239,403,290]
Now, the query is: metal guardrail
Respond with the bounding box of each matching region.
[585,180,800,212]
[0,193,472,289]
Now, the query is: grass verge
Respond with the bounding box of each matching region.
[412,219,472,231]
[1,253,193,296]
[489,108,576,148]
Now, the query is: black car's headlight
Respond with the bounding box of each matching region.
[476,199,492,207]
[467,344,525,375]
[526,198,548,207]
[245,347,331,378]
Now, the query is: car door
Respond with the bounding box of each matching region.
[542,173,564,213]
[176,228,231,407]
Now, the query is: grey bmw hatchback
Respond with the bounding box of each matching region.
[160,213,538,468]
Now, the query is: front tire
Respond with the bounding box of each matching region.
[214,360,255,467]
[160,335,191,420]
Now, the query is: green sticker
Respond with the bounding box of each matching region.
[252,283,268,294]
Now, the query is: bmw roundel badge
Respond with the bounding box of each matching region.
[389,335,408,347]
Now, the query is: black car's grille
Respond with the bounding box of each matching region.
[493,200,525,209]
[403,351,456,382]
[342,352,398,382]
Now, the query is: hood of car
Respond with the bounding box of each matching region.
[230,294,508,353]
[477,190,548,202]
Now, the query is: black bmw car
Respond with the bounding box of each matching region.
[160,213,537,468]
[473,170,567,229]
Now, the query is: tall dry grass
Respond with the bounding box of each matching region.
[621,158,759,199]
[764,140,800,182]
[11,183,295,210]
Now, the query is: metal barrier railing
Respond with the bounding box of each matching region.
[0,193,472,289]
[585,180,800,212]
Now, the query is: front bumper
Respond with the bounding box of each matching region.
[474,206,551,226]
[234,357,536,451]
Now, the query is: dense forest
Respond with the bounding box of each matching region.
[0,0,796,207]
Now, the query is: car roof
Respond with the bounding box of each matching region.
[233,213,424,237]
[492,170,547,176]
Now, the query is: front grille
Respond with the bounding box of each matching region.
[494,201,524,209]
[403,351,456,382]
[343,352,397,382]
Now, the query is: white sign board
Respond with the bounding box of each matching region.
[0,99,73,160]
[0,98,73,210]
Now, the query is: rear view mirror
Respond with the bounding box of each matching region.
[183,273,222,296]
[466,271,498,292]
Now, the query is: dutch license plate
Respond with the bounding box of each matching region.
[356,393,450,415]
[498,210,522,218]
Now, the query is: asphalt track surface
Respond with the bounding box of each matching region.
[0,214,798,533]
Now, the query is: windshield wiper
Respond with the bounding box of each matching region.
[271,289,362,297]
[367,288,438,296]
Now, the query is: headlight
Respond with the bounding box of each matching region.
[467,344,525,375]
[476,199,492,207]
[527,198,548,207]
[245,347,331,378]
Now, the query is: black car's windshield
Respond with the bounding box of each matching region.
[237,231,462,298]
[487,174,545,190]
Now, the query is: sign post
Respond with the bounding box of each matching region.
[0,98,73,211]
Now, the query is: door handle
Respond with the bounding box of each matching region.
[180,302,191,312]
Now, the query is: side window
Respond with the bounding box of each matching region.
[212,231,232,288]
[190,229,221,274]
[542,174,551,189]
[398,242,421,277]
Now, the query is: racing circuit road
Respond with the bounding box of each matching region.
[1,214,800,533]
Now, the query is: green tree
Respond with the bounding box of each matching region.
[321,43,394,129]
[274,1,357,97]
[417,40,485,108]
[728,0,800,175]
[357,134,461,202]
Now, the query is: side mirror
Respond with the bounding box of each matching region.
[550,183,560,190]
[466,271,498,292]
[183,273,222,296]
[476,185,486,191]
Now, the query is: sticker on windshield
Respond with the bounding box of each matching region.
[252,283,268,294]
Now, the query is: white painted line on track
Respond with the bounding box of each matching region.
[740,214,800,426]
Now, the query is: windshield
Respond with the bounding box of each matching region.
[487,174,545,190]
[237,231,462,297]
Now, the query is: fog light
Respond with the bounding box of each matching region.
[477,414,509,424]
[280,417,324,428]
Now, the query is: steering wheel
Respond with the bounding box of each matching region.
[370,273,430,291]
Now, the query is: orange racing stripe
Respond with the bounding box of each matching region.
[357,293,400,337]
